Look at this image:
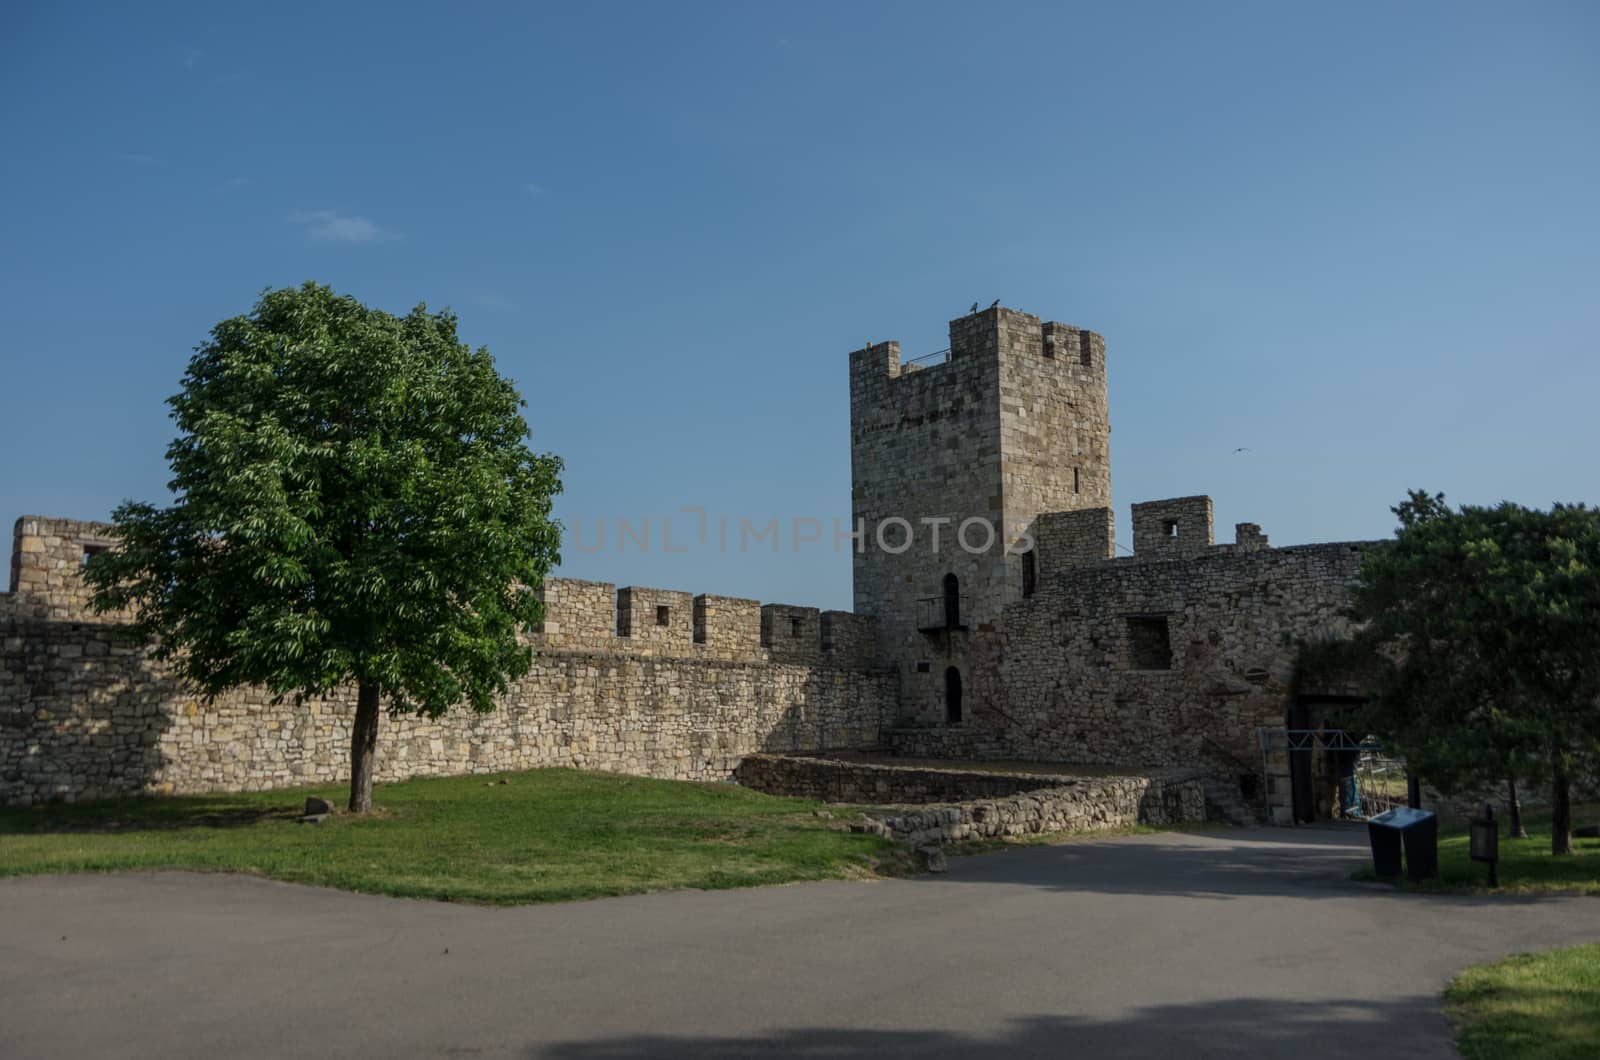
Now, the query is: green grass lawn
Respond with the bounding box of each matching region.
[1446,944,1600,1060]
[1353,806,1600,894]
[0,769,906,904]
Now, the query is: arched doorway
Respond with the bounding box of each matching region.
[945,666,963,724]
[942,572,960,629]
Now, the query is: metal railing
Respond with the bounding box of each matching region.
[916,594,967,632]
[900,348,950,371]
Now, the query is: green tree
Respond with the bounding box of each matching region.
[85,283,563,813]
[1346,491,1600,855]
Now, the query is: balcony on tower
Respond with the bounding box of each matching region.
[916,573,968,633]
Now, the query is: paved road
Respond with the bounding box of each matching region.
[4,826,1597,1059]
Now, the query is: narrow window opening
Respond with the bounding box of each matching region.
[1073,467,1080,494]
[944,667,963,724]
[789,616,803,638]
[915,661,931,674]
[1127,616,1173,670]
[942,572,960,629]
[1079,331,1093,366]
[1021,549,1037,598]
[1163,520,1179,539]
[655,605,670,627]
[81,545,109,568]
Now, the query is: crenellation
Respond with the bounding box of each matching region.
[8,516,127,623]
[819,610,876,668]
[535,577,616,651]
[1234,522,1269,550]
[1131,496,1214,559]
[1032,508,1116,575]
[616,586,695,653]
[692,593,762,660]
[761,604,822,663]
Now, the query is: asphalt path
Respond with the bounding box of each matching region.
[4,825,1595,1058]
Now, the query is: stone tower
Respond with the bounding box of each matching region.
[848,305,1111,723]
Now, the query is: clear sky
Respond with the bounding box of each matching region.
[3,1,1596,611]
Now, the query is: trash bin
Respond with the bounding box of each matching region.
[1367,807,1437,881]
[1367,811,1404,876]
[1401,809,1438,881]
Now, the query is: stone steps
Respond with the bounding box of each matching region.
[1201,776,1259,827]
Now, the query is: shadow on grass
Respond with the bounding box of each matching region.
[0,796,311,834]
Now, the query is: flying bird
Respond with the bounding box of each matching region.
[1233,447,1251,453]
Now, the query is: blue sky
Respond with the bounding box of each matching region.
[3,1,1596,610]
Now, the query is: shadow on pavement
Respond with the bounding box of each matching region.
[927,827,1557,906]
[536,994,1456,1059]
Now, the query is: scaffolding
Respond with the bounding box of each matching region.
[1257,728,1407,822]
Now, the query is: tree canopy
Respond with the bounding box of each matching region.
[85,282,563,811]
[1339,491,1600,854]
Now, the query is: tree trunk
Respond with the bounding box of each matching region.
[1551,747,1573,856]
[1506,776,1528,839]
[349,682,381,814]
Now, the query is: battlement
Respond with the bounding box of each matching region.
[533,584,876,663]
[1033,508,1117,572]
[3,514,879,668]
[1029,498,1277,580]
[7,516,123,623]
[1131,496,1215,559]
[849,306,1106,386]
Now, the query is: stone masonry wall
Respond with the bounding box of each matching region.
[7,517,127,622]
[0,518,896,805]
[735,754,1207,845]
[0,620,894,805]
[1131,496,1215,560]
[991,539,1372,773]
[848,306,1112,725]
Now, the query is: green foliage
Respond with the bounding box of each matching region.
[83,282,563,719]
[0,769,904,904]
[1352,805,1600,895]
[1324,491,1600,851]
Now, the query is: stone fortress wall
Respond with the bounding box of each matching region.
[0,517,896,805]
[3,303,1391,826]
[886,496,1374,823]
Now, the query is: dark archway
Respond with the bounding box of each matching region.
[945,666,963,724]
[942,572,960,629]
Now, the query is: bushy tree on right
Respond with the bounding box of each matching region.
[1349,491,1600,855]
